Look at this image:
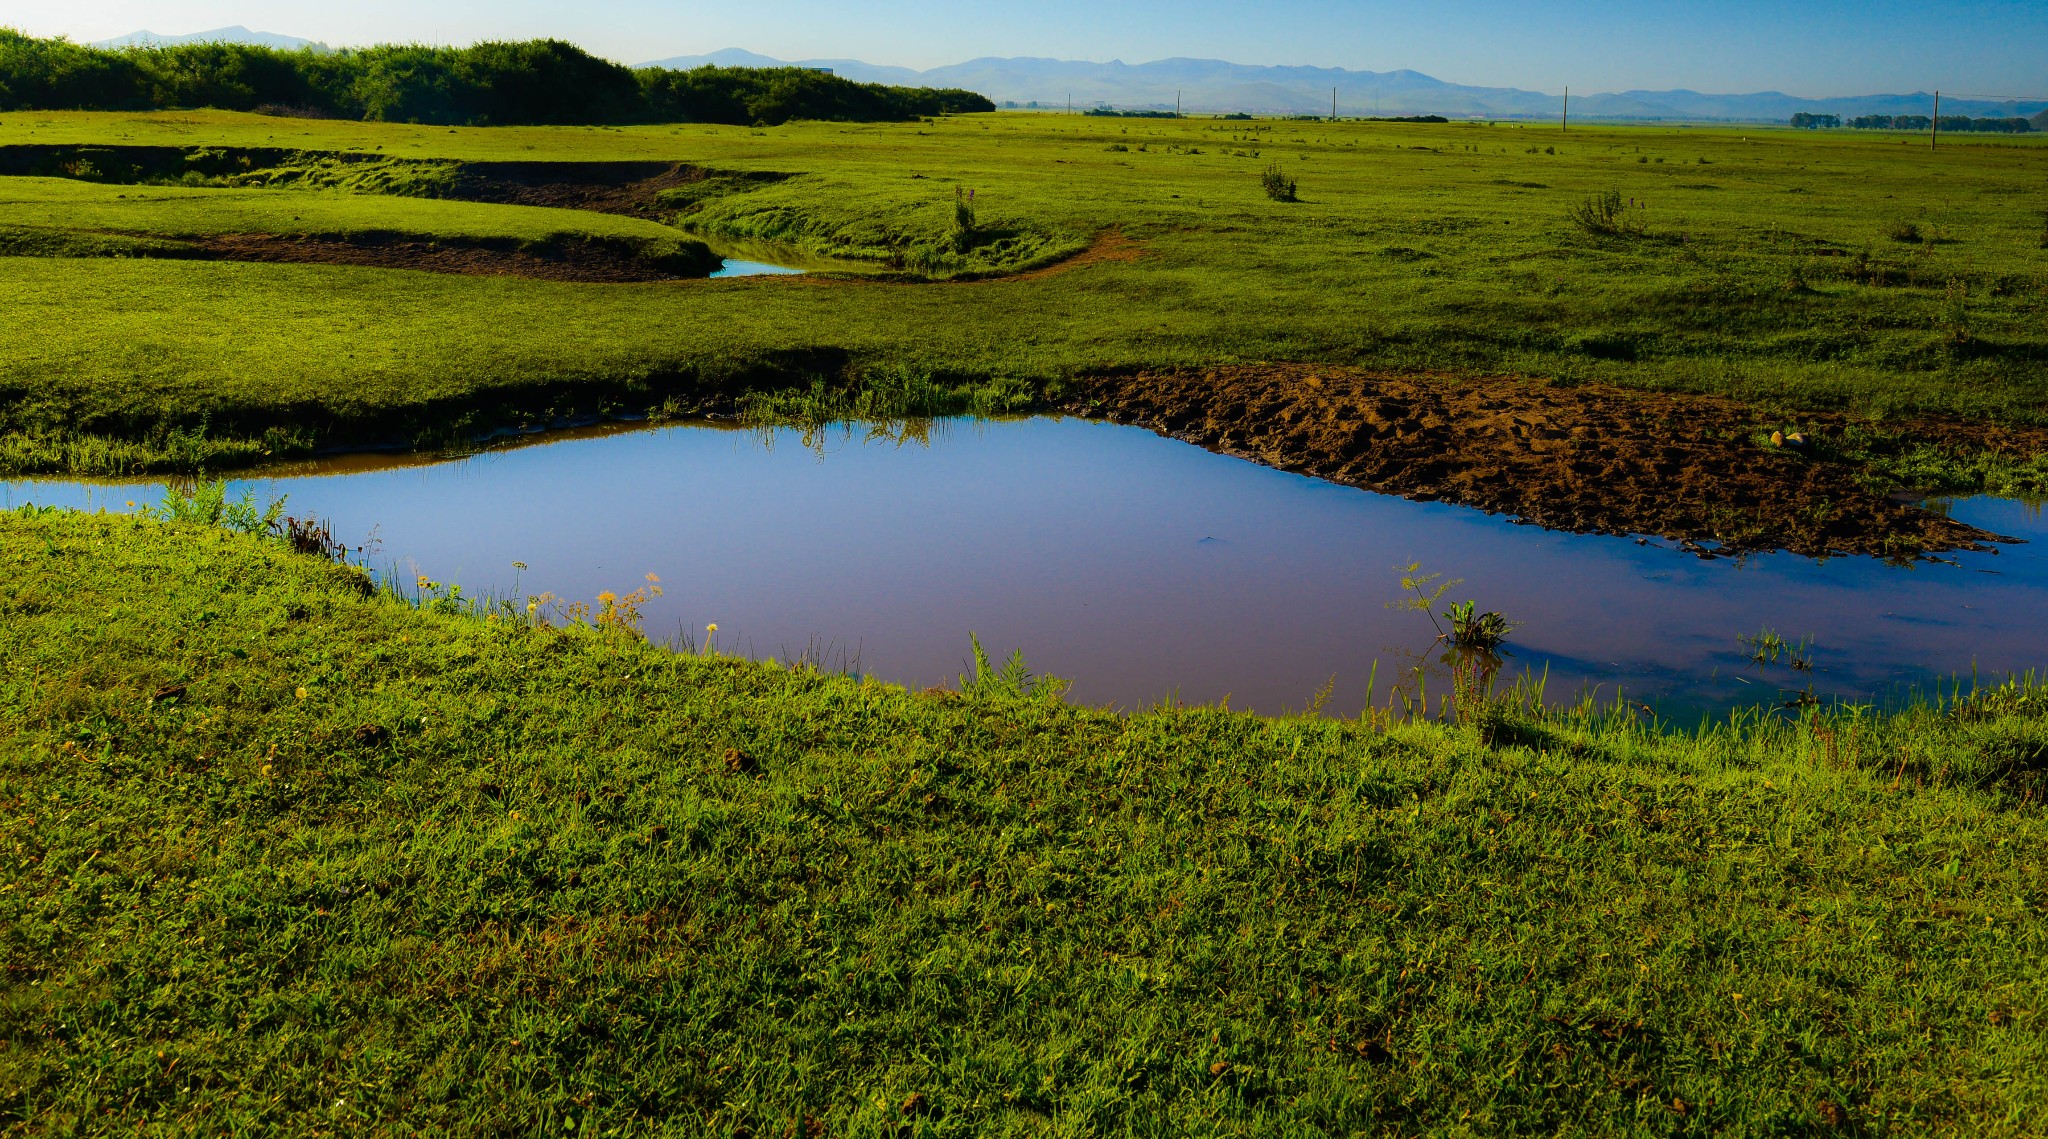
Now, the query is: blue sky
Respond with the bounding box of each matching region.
[14,0,2047,97]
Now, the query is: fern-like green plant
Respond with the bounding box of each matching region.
[959,634,1070,702]
[146,479,285,536]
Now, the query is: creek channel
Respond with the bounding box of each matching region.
[8,416,2045,719]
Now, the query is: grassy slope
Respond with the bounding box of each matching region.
[3,506,2045,1134]
[0,176,700,246]
[1,112,2045,472]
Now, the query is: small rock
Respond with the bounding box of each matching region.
[1769,430,1785,447]
[1786,431,1807,447]
[1209,1061,1232,1077]
[900,1093,930,1117]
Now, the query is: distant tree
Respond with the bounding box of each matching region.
[0,29,148,109]
[1789,112,1841,129]
[0,32,995,126]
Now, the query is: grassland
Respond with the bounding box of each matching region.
[0,175,700,248]
[3,504,2046,1134]
[1,110,2044,481]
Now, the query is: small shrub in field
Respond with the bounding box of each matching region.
[1939,276,1972,347]
[950,187,977,253]
[1568,189,1647,236]
[1261,163,1298,202]
[1888,220,1922,243]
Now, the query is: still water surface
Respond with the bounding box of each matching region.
[8,417,2043,718]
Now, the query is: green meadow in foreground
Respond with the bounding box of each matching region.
[3,505,2045,1134]
[0,110,2044,473]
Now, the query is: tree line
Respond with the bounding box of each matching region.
[0,32,993,125]
[1792,110,2034,133]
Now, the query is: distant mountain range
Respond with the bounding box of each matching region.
[92,26,328,52]
[645,49,2046,123]
[77,29,2043,122]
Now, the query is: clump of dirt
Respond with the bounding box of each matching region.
[179,232,713,283]
[1072,366,2040,559]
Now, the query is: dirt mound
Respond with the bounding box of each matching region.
[1072,366,2037,559]
[181,232,710,283]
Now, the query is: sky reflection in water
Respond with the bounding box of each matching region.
[8,417,2043,718]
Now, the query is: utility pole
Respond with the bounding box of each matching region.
[1931,90,1940,150]
[1332,86,1338,122]
[1176,89,1182,117]
[1068,92,1072,115]
[1562,86,1569,131]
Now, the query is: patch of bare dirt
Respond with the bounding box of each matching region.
[1004,229,1145,282]
[442,162,782,219]
[179,232,699,283]
[1072,366,2043,559]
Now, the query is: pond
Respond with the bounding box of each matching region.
[696,235,870,278]
[7,417,2044,719]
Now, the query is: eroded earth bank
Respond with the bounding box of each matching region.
[1071,366,2048,559]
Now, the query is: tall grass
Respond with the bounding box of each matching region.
[736,366,1039,428]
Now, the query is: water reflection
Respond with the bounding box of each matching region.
[7,417,2044,719]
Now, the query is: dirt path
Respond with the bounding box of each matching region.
[1072,366,2045,559]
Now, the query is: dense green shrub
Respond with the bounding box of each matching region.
[0,30,993,125]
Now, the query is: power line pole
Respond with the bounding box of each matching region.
[1176,89,1182,117]
[1562,86,1569,131]
[1931,90,1940,150]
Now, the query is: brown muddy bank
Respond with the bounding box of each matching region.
[1071,366,2048,559]
[178,231,713,282]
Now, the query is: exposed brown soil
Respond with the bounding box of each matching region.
[1071,366,2046,559]
[441,161,751,218]
[139,226,1136,285]
[176,233,696,283]
[1004,229,1146,282]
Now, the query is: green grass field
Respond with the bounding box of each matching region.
[0,175,700,247]
[2,110,2045,474]
[3,504,2045,1134]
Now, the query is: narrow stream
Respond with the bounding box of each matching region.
[9,417,2043,718]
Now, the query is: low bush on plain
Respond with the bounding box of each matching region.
[1567,189,1647,236]
[1260,163,1298,202]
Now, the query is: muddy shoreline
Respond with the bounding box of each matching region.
[1070,366,2046,560]
[176,232,707,282]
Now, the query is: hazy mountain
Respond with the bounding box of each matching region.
[639,49,2046,122]
[93,26,328,52]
